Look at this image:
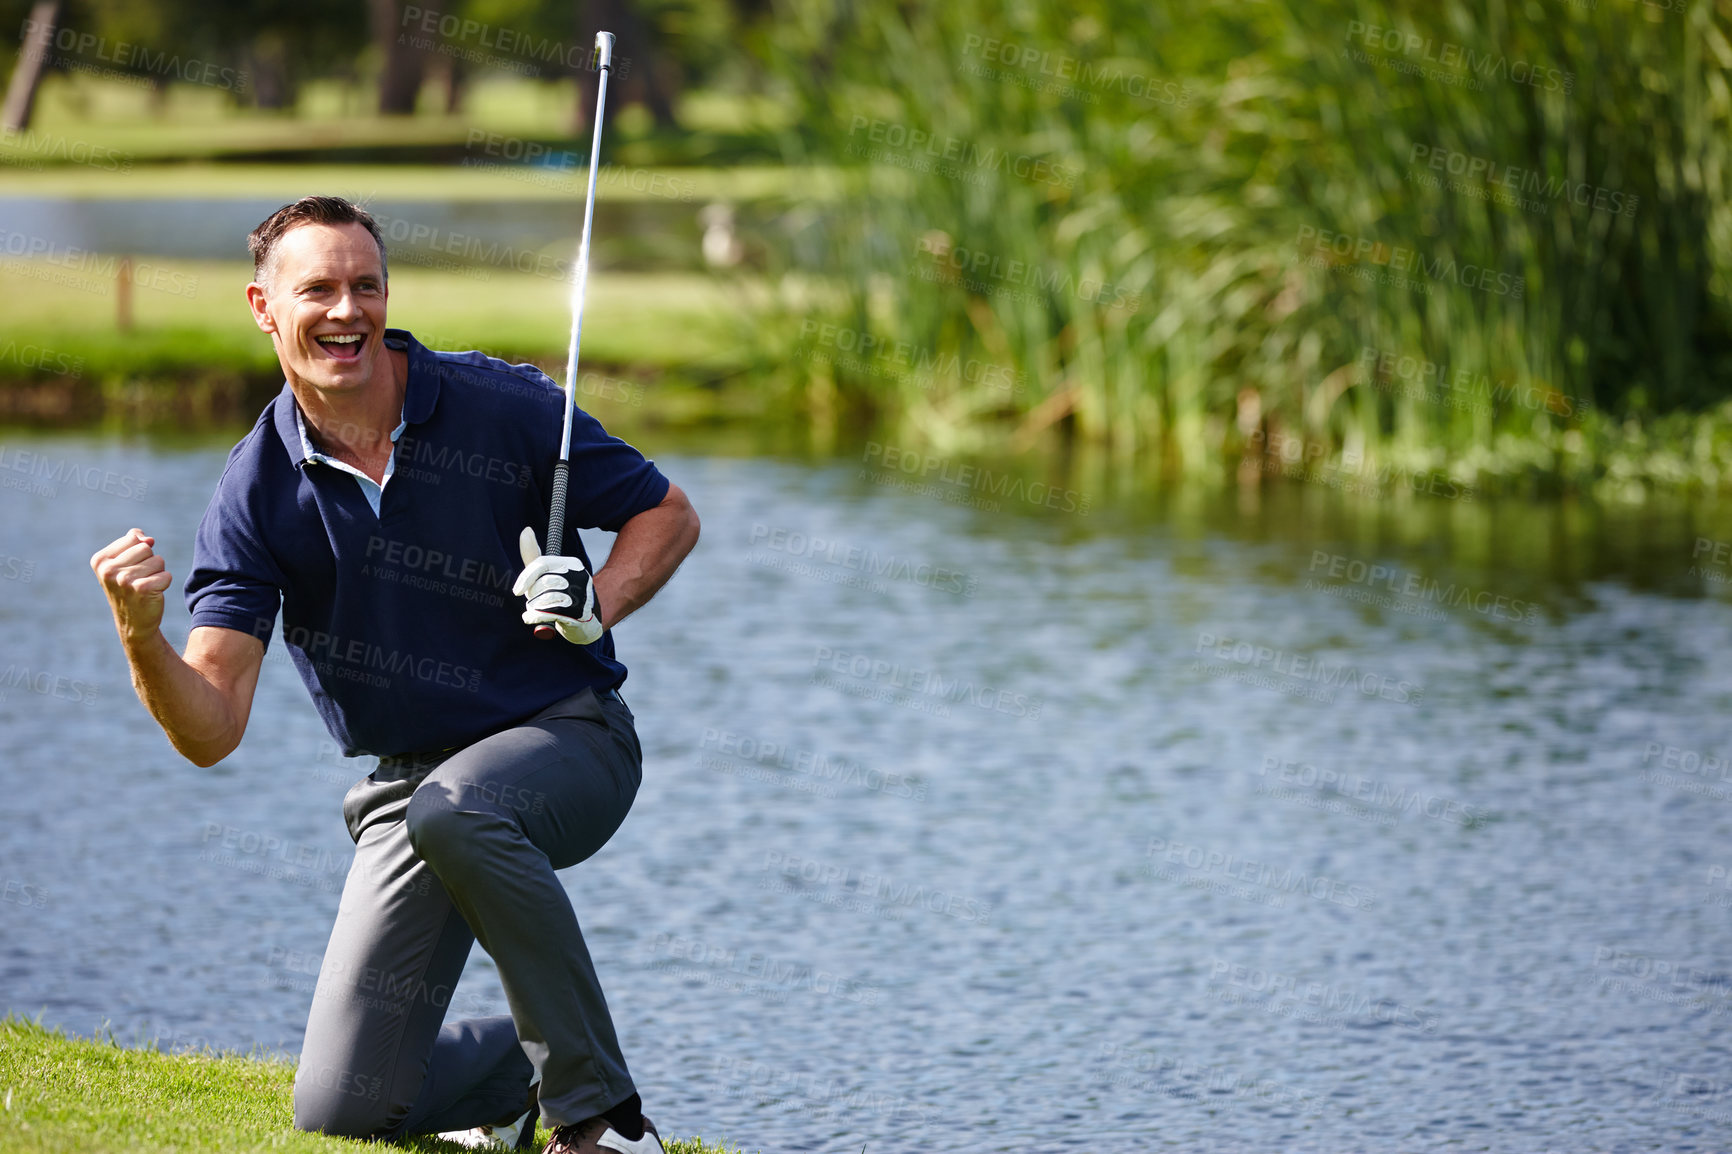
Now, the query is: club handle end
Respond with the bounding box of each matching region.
[534,623,557,642]
[594,31,614,69]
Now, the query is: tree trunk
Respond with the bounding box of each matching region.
[443,56,466,114]
[425,52,465,115]
[572,0,681,136]
[249,32,295,111]
[2,0,62,132]
[370,0,426,115]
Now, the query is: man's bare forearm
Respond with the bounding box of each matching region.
[122,628,252,767]
[93,528,254,766]
[593,484,700,629]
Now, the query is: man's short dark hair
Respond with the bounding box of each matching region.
[248,196,389,290]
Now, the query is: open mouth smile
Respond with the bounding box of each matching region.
[315,332,367,361]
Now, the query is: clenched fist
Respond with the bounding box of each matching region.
[91,528,173,644]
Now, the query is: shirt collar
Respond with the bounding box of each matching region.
[274,328,439,468]
[294,403,406,467]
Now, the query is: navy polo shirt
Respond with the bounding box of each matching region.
[185,329,670,758]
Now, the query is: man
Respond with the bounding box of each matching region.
[89,196,698,1153]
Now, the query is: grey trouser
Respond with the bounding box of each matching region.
[292,685,643,1139]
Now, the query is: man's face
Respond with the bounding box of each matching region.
[245,222,390,398]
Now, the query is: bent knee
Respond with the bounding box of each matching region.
[403,788,476,860]
[293,1064,393,1138]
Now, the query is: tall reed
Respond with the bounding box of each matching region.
[743,0,1732,493]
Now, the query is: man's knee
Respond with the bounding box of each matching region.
[403,785,483,864]
[292,1062,392,1138]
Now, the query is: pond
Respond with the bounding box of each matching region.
[4,430,1732,1152]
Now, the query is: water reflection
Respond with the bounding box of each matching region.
[3,432,1730,1151]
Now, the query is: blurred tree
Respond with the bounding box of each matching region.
[574,0,677,131]
[371,0,427,113]
[1,0,60,130]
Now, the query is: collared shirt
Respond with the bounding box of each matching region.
[185,329,670,758]
[294,403,408,517]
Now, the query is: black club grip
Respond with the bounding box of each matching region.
[535,459,571,641]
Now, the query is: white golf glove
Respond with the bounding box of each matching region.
[514,527,603,645]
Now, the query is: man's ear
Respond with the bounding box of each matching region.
[245,282,276,334]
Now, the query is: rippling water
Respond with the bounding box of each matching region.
[4,433,1732,1153]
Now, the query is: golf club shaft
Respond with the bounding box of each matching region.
[538,30,614,641]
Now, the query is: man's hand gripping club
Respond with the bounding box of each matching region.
[514,527,603,645]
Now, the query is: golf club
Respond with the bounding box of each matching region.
[537,29,615,641]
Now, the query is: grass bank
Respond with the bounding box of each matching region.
[0,162,821,204]
[0,259,759,428]
[0,76,793,169]
[0,1018,745,1154]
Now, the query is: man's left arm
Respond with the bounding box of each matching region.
[590,482,699,629]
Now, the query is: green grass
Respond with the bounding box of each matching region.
[0,162,821,204]
[1,75,795,170]
[0,258,773,431]
[0,1018,748,1154]
[0,259,744,372]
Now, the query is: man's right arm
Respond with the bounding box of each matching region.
[91,528,264,768]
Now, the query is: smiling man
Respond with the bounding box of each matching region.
[89,196,698,1153]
